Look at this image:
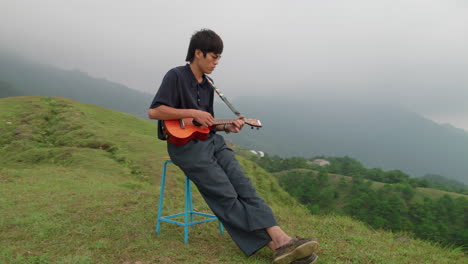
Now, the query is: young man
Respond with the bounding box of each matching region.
[148,29,319,264]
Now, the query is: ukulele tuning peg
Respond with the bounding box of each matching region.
[257,127,259,130]
[251,127,254,129]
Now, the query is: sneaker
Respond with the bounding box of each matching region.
[292,253,319,264]
[273,237,319,264]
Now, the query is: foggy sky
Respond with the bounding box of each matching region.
[1,0,468,129]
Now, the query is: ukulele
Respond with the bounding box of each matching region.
[163,117,262,145]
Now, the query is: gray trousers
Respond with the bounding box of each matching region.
[167,133,278,256]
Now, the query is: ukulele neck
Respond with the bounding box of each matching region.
[213,118,237,125]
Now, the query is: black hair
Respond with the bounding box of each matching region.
[185,29,223,62]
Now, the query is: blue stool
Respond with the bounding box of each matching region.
[155,160,224,243]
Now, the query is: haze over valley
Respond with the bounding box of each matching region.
[1,53,467,184]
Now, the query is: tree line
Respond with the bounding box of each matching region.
[251,155,467,194]
[250,155,467,250]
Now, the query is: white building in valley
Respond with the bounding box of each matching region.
[312,159,331,167]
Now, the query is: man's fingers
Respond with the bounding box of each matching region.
[230,120,244,132]
[234,120,244,128]
[193,110,215,127]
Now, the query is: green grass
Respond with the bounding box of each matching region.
[0,96,466,263]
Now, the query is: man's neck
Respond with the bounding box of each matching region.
[189,63,204,83]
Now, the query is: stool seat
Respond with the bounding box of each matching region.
[155,160,224,243]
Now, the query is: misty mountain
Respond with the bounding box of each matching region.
[216,97,468,184]
[0,80,21,97]
[0,52,152,119]
[2,52,466,184]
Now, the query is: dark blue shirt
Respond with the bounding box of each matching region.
[150,64,215,140]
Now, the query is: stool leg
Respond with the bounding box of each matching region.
[156,160,170,234]
[218,221,224,234]
[187,178,194,223]
[184,176,190,243]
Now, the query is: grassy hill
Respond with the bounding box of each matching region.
[0,96,466,264]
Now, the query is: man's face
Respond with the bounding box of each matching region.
[194,49,221,74]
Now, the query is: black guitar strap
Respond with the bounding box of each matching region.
[206,77,241,117]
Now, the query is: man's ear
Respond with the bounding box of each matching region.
[194,49,203,59]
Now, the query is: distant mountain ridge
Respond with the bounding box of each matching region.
[0,52,152,119]
[217,97,468,184]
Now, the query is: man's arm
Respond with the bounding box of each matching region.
[148,105,215,128]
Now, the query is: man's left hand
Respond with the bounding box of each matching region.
[227,116,245,133]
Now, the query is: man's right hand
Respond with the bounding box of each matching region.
[191,109,215,128]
